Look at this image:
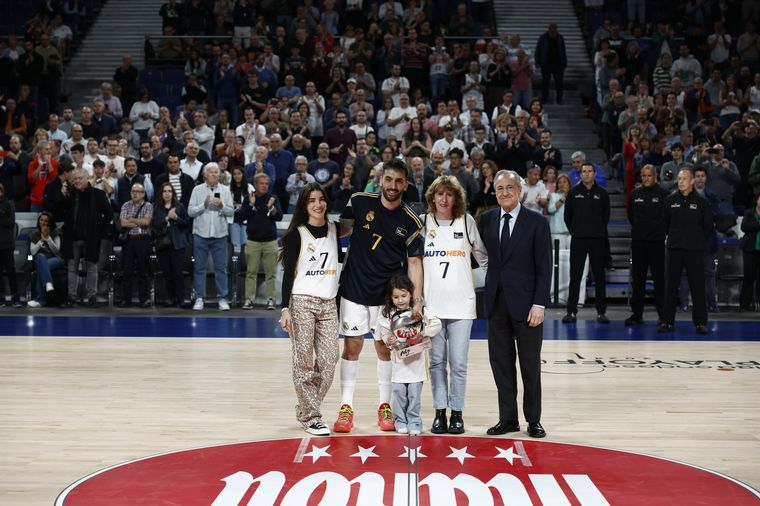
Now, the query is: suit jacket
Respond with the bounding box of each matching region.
[479,205,552,320]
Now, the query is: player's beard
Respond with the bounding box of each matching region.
[382,187,402,202]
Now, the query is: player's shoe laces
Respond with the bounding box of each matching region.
[333,404,354,433]
[378,402,395,431]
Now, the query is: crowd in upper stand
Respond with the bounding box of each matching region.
[0,0,759,312]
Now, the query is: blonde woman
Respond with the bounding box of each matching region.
[421,175,488,434]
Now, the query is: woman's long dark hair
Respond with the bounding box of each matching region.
[229,166,249,204]
[36,210,57,234]
[278,182,331,264]
[155,182,178,207]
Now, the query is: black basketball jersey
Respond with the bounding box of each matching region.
[340,192,423,306]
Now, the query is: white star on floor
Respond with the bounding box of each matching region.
[446,446,475,465]
[350,445,379,464]
[494,446,522,465]
[303,444,331,463]
[398,446,427,464]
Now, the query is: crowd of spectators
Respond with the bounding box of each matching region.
[0,0,759,311]
[589,1,760,219]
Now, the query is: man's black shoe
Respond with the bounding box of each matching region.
[65,297,77,308]
[431,409,447,434]
[561,313,576,323]
[528,422,546,438]
[487,420,520,435]
[624,314,644,325]
[139,300,151,308]
[695,324,708,335]
[658,322,674,333]
[448,410,465,434]
[86,297,98,308]
[117,300,131,308]
[596,313,610,324]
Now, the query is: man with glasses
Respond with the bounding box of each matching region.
[114,157,154,210]
[118,183,153,308]
[103,137,126,178]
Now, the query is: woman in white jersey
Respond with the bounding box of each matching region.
[421,176,488,434]
[279,183,341,436]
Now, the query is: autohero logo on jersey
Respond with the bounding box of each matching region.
[424,249,466,257]
[56,436,760,505]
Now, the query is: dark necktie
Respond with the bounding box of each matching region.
[501,213,511,252]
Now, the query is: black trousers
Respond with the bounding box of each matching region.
[740,250,760,307]
[0,249,18,297]
[121,236,151,303]
[567,237,607,314]
[664,249,707,325]
[487,288,542,423]
[157,247,186,304]
[541,65,564,103]
[630,240,666,319]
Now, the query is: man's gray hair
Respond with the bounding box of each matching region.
[203,162,219,176]
[494,169,523,194]
[571,150,586,161]
[295,155,308,164]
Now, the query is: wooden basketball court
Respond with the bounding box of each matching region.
[0,306,758,504]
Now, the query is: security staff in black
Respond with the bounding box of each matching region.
[660,168,714,334]
[626,164,670,325]
[563,162,611,323]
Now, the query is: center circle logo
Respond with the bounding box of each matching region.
[57,435,760,505]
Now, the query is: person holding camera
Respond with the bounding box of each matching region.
[660,143,693,193]
[285,156,316,213]
[187,163,235,311]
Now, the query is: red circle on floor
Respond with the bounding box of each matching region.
[56,435,759,505]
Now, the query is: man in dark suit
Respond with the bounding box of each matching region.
[478,169,552,438]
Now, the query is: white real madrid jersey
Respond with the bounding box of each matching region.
[292,223,340,299]
[421,214,477,319]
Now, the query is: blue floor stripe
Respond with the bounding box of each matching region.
[1,315,759,341]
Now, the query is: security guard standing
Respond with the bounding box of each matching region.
[626,165,670,325]
[660,168,714,334]
[563,162,611,324]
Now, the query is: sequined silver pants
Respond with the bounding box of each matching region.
[289,294,339,426]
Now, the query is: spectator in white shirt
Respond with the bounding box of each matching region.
[193,110,216,156]
[521,165,549,213]
[181,142,205,182]
[187,163,235,311]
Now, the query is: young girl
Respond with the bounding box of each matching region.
[376,274,441,435]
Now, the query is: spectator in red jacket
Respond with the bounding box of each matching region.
[27,140,59,212]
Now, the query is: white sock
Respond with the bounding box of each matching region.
[377,359,392,405]
[340,359,358,406]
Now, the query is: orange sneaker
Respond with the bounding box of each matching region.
[378,402,395,431]
[333,404,354,433]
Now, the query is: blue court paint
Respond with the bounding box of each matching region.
[1,315,759,341]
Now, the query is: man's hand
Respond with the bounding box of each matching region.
[204,194,212,208]
[527,305,545,327]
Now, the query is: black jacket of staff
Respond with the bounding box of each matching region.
[564,182,610,239]
[627,184,670,241]
[55,185,113,262]
[664,191,714,250]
